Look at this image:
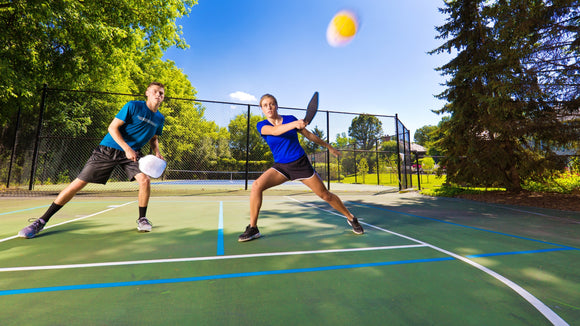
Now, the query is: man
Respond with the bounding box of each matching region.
[18,82,166,238]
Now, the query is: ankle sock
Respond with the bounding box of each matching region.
[39,203,63,223]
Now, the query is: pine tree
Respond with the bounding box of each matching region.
[431,0,580,191]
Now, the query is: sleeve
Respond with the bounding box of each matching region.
[256,120,268,135]
[115,101,133,123]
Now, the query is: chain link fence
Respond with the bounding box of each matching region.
[1,87,413,196]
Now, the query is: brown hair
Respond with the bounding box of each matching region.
[259,94,278,107]
[147,82,165,89]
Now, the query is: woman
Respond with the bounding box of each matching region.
[238,94,364,242]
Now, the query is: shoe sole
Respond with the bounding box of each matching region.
[18,232,34,239]
[137,226,152,232]
[238,232,261,242]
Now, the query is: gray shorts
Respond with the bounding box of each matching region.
[77,145,143,184]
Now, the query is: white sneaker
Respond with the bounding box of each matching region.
[137,217,152,232]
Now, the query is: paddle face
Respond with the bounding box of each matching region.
[139,155,167,178]
[304,91,319,125]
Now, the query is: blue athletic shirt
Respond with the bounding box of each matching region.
[100,100,165,151]
[257,115,306,163]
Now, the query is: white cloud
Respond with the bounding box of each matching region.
[229,91,257,103]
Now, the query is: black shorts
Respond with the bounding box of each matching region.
[272,155,316,181]
[77,145,143,184]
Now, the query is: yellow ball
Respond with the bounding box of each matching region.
[332,12,357,37]
[326,10,359,47]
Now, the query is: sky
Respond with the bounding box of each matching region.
[162,0,452,139]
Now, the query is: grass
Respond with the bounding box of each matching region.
[338,172,446,190]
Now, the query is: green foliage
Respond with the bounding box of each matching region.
[357,158,369,183]
[523,171,580,194]
[1,0,199,185]
[333,132,352,149]
[228,113,271,162]
[430,0,580,192]
[414,125,437,147]
[348,114,383,150]
[420,157,435,172]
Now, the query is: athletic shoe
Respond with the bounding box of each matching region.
[18,218,46,239]
[238,225,261,242]
[137,217,153,232]
[348,217,364,235]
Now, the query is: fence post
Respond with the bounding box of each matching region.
[406,129,412,188]
[415,151,421,190]
[244,105,251,190]
[375,140,380,186]
[29,84,48,191]
[326,110,330,190]
[395,114,402,191]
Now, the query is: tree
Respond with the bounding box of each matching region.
[414,125,438,147]
[333,132,352,149]
[228,113,271,162]
[357,158,369,184]
[348,114,383,150]
[430,0,579,191]
[0,0,196,183]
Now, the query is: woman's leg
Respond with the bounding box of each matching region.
[301,174,355,220]
[249,168,288,227]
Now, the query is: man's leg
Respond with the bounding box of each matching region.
[134,173,153,232]
[18,178,88,238]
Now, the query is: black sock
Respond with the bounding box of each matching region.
[40,203,63,223]
[139,206,147,218]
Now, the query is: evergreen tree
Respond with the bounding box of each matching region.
[431,0,579,191]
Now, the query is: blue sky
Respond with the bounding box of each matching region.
[163,0,452,138]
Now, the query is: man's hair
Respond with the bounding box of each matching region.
[147,82,165,89]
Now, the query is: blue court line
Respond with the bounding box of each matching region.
[467,247,576,258]
[0,205,50,216]
[0,257,454,296]
[355,203,578,250]
[217,202,224,256]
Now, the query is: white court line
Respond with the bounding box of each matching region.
[0,201,136,244]
[286,197,569,326]
[0,245,425,272]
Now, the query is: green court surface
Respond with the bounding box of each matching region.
[0,191,578,325]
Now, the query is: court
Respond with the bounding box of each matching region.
[0,190,578,325]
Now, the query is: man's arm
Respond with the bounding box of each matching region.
[149,135,164,160]
[107,118,138,161]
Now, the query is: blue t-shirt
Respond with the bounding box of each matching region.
[100,100,165,151]
[257,115,306,163]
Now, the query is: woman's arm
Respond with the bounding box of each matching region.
[299,128,341,157]
[260,119,307,136]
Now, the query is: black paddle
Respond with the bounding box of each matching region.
[304,91,319,125]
